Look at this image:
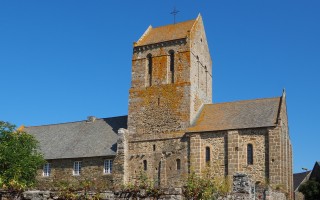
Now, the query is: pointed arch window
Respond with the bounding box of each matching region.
[147,54,152,86]
[169,50,175,83]
[247,144,253,165]
[205,147,210,163]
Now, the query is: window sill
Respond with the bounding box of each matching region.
[72,174,81,176]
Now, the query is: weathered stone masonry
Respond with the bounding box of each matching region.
[36,157,114,190]
[25,14,293,200]
[126,15,213,188]
[124,14,292,199]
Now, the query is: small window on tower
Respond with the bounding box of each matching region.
[147,54,152,87]
[169,50,175,83]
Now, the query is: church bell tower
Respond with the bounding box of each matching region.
[128,14,212,135]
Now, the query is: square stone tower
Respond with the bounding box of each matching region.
[128,14,212,135]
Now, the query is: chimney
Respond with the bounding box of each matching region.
[87,116,96,123]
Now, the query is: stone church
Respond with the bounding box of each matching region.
[25,15,293,198]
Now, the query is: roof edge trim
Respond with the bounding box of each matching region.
[186,125,277,134]
[134,25,152,47]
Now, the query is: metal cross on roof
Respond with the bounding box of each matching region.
[170,7,179,24]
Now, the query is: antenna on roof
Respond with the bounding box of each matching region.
[170,7,179,24]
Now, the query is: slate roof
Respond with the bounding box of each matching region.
[135,19,196,46]
[188,97,281,132]
[24,116,127,160]
[310,161,320,182]
[293,171,311,191]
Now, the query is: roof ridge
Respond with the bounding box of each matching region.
[24,115,128,128]
[152,19,196,29]
[208,96,281,106]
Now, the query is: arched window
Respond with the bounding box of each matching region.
[247,144,253,165]
[176,159,181,170]
[143,160,147,171]
[205,147,210,163]
[147,54,152,86]
[169,50,175,83]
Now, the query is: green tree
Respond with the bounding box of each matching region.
[298,179,320,200]
[0,121,45,191]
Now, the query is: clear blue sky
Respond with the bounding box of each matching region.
[0,1,319,173]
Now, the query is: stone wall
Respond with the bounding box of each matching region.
[113,128,129,189]
[189,128,269,184]
[200,131,227,176]
[126,133,188,188]
[128,39,192,135]
[237,129,268,183]
[35,156,114,190]
[128,16,212,135]
[265,188,287,200]
[189,14,212,124]
[268,94,293,199]
[21,174,287,200]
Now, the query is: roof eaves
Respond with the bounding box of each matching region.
[135,37,187,48]
[45,155,116,161]
[186,125,277,134]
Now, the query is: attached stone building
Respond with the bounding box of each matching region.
[25,14,293,199]
[25,116,127,189]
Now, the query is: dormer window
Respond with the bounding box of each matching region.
[147,54,152,87]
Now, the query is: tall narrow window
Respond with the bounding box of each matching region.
[43,163,51,177]
[169,50,175,83]
[104,159,113,174]
[247,144,253,165]
[147,54,152,86]
[73,161,82,175]
[205,147,211,163]
[143,160,147,171]
[176,159,181,170]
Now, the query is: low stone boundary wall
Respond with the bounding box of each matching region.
[20,189,183,200]
[1,174,286,200]
[1,188,285,200]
